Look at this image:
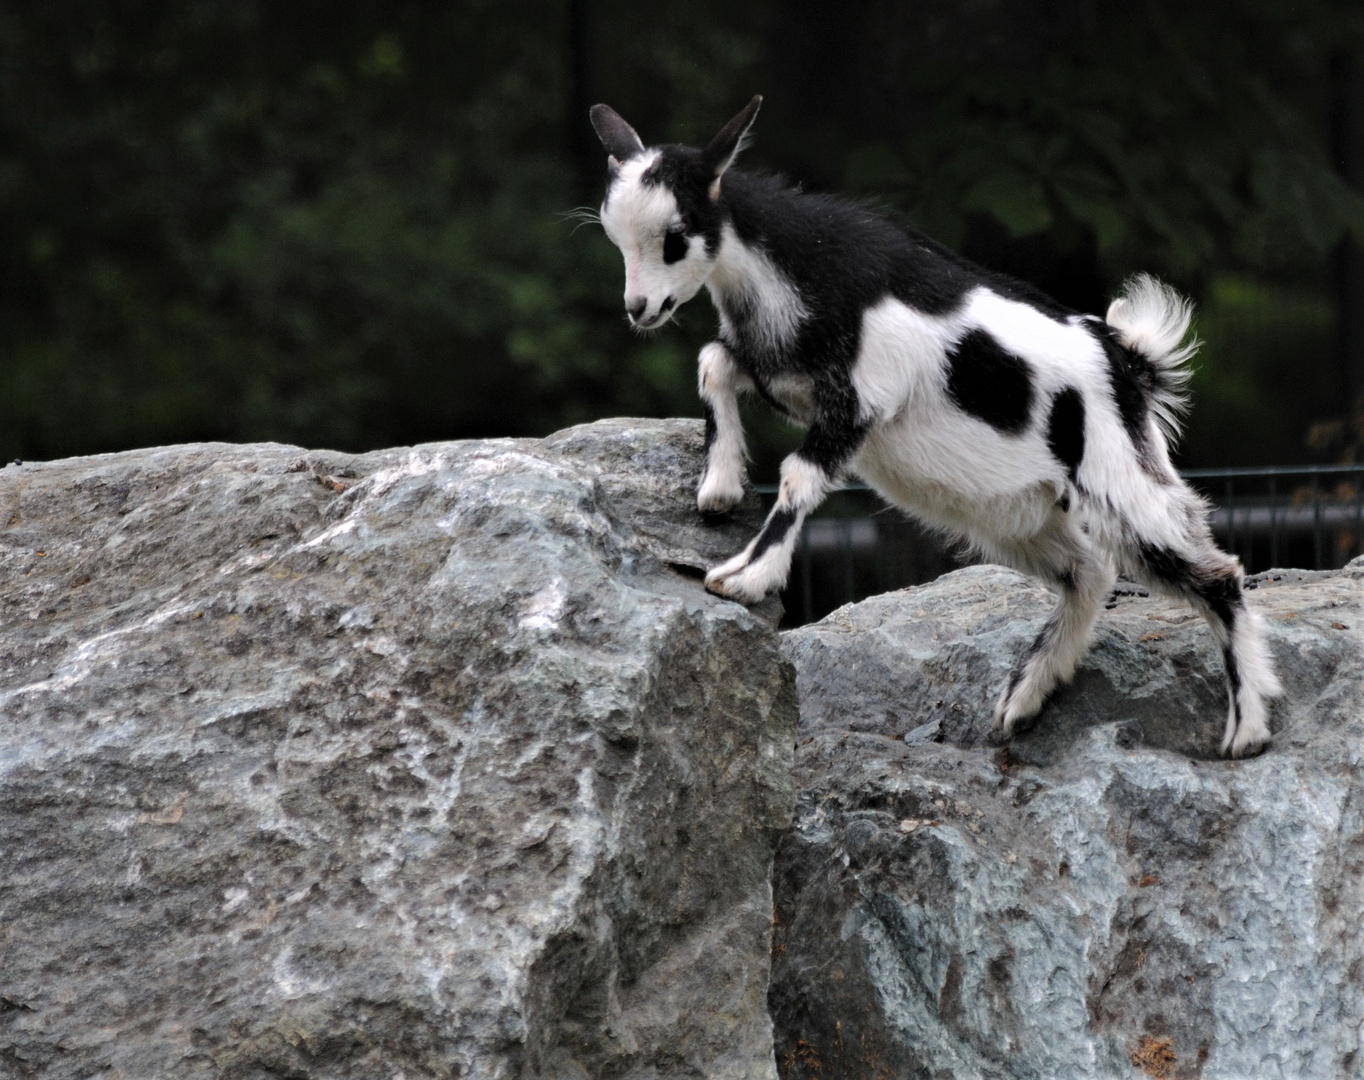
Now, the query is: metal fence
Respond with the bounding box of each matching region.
[759,464,1364,627]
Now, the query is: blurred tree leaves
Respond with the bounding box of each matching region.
[835,1,1364,282]
[0,0,748,459]
[0,0,1360,464]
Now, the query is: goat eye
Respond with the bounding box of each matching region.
[663,230,688,264]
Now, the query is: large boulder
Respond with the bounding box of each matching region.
[0,419,796,1080]
[772,560,1364,1079]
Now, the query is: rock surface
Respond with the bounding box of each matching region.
[0,419,796,1080]
[772,560,1364,1080]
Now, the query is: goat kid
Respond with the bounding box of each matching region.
[589,96,1282,758]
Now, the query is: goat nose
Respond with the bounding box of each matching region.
[627,298,648,322]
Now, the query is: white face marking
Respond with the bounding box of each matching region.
[599,153,716,330]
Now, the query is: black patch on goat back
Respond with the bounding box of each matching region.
[1095,328,1147,442]
[1046,388,1086,482]
[945,330,1034,435]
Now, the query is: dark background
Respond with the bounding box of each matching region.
[3,0,1363,476]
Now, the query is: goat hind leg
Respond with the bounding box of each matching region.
[1123,534,1282,757]
[994,536,1113,737]
[1182,553,1281,757]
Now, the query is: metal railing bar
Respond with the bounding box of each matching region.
[1182,463,1364,478]
[754,463,1364,498]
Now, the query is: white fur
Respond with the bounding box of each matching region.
[705,456,827,602]
[707,224,809,352]
[1106,273,1195,440]
[696,342,749,513]
[600,153,712,329]
[851,297,960,423]
[595,130,1280,759]
[1221,606,1283,756]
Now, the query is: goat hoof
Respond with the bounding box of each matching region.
[697,476,745,516]
[1222,724,1271,759]
[704,573,757,603]
[698,497,741,516]
[704,564,767,605]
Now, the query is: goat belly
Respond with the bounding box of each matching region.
[853,415,1061,540]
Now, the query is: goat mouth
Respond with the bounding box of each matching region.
[631,310,672,331]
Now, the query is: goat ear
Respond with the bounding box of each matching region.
[702,95,762,197]
[590,104,645,163]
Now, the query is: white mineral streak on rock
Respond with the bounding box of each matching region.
[0,420,792,1079]
[518,577,567,632]
[365,448,446,497]
[0,599,197,708]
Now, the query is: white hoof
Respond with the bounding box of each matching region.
[704,546,787,604]
[993,675,1045,738]
[697,469,745,515]
[1221,701,1271,758]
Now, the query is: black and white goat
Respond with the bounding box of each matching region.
[589,96,1281,757]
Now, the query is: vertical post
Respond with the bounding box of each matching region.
[1313,473,1324,570]
[1355,466,1363,559]
[1268,475,1279,568]
[834,515,845,608]
[1332,52,1364,425]
[1225,479,1236,558]
[800,523,813,625]
[567,0,596,201]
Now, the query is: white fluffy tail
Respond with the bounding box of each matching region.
[1105,273,1197,442]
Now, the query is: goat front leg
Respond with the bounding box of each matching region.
[706,403,865,604]
[696,342,750,514]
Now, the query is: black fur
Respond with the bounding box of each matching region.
[1006,604,1066,700]
[945,330,1035,435]
[663,230,687,264]
[642,149,725,257]
[1135,540,1243,629]
[1046,387,1086,482]
[750,507,798,559]
[1086,321,1172,480]
[589,104,644,163]
[633,149,1077,470]
[795,377,868,474]
[1222,644,1243,724]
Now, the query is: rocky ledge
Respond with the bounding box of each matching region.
[5,417,1362,1080]
[0,420,795,1080]
[772,558,1364,1080]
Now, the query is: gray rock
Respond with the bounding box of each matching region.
[772,562,1364,1079]
[0,419,796,1080]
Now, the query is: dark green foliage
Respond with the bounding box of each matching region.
[0,0,1360,465]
